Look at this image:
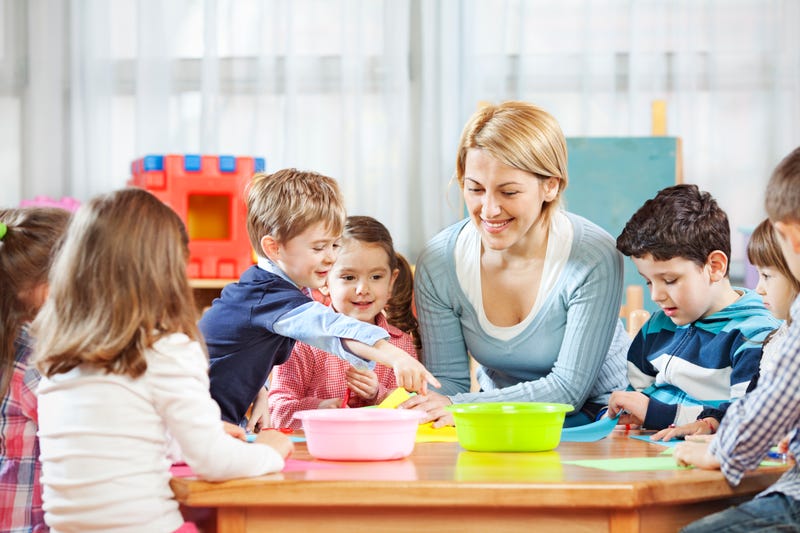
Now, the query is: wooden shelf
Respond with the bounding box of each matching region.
[190,279,236,313]
[189,278,237,289]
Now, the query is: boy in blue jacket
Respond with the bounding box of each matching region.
[199,169,438,426]
[607,184,779,429]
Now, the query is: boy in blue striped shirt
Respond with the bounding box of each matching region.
[675,147,800,532]
[607,184,779,430]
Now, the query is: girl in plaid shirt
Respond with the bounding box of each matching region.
[269,216,420,430]
[674,147,800,532]
[0,207,70,533]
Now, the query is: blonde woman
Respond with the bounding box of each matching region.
[404,101,630,427]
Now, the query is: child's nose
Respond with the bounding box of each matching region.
[650,284,666,302]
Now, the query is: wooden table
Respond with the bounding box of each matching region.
[171,430,788,533]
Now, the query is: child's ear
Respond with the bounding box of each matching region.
[706,250,729,282]
[388,268,400,294]
[260,235,280,261]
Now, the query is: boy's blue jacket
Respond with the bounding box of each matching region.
[626,288,780,429]
[200,266,311,424]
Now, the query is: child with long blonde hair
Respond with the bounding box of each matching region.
[269,216,421,429]
[32,189,292,533]
[0,207,70,533]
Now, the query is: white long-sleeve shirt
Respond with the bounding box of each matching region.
[37,333,285,533]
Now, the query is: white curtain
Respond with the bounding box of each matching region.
[1,0,799,270]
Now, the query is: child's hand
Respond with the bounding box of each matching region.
[651,418,718,441]
[223,421,247,441]
[778,434,791,455]
[377,341,440,394]
[246,387,270,433]
[607,391,649,426]
[254,429,294,459]
[346,366,379,402]
[341,339,440,393]
[318,398,343,409]
[674,437,720,470]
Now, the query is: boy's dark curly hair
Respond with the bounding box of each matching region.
[616,184,731,274]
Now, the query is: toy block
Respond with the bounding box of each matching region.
[19,196,81,211]
[129,154,266,279]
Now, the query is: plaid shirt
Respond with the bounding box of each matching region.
[710,296,800,500]
[269,313,418,429]
[0,329,46,532]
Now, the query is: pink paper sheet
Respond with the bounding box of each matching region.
[170,458,343,478]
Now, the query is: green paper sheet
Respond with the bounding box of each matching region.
[564,456,785,472]
[563,456,692,471]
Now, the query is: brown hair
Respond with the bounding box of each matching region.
[747,218,800,323]
[32,188,201,378]
[342,216,421,356]
[246,169,346,256]
[765,146,800,224]
[617,184,731,274]
[455,101,568,226]
[0,207,70,398]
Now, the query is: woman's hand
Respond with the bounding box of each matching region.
[607,391,649,427]
[246,387,270,432]
[346,365,379,402]
[674,435,720,470]
[399,391,454,427]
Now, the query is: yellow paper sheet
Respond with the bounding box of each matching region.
[377,388,458,442]
[377,387,413,409]
[416,422,459,443]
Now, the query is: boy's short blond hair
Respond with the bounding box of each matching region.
[766,146,800,224]
[246,168,346,256]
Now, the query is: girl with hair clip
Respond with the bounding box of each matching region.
[0,207,70,533]
[653,218,800,441]
[268,215,421,430]
[31,189,292,533]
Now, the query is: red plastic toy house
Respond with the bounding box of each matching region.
[129,154,265,279]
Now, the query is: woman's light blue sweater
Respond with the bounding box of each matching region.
[414,212,630,409]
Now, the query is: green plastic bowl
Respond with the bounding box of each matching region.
[445,402,573,452]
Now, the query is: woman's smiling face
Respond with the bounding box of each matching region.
[462,148,558,253]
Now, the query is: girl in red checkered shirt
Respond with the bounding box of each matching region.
[269,216,420,429]
[0,207,70,533]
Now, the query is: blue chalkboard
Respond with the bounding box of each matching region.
[564,137,682,313]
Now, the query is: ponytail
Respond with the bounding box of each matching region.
[384,253,422,357]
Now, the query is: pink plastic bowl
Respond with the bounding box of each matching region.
[294,408,426,461]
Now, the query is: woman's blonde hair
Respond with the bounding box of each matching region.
[33,188,202,378]
[455,101,569,225]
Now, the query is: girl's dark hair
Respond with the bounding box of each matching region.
[0,207,71,398]
[343,216,421,356]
